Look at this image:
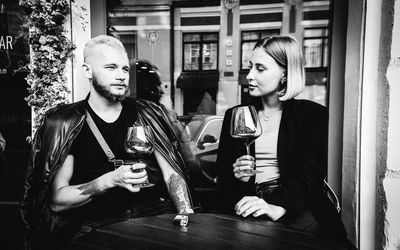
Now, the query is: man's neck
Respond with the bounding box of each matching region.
[88,91,123,123]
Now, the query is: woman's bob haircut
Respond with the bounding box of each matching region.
[253,35,305,101]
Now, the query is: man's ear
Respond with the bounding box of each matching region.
[82,63,92,79]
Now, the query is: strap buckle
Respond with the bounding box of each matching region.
[112,159,124,168]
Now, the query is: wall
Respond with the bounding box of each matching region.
[65,0,92,102]
[71,0,91,102]
[342,0,400,248]
[382,0,400,248]
[137,29,171,106]
[359,0,382,248]
[217,0,240,116]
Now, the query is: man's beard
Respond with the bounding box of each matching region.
[92,75,130,102]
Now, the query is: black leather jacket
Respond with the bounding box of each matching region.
[20,97,191,248]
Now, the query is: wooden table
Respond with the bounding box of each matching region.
[71,213,343,250]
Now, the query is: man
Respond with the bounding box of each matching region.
[21,35,193,249]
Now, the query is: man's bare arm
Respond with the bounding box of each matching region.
[154,150,193,214]
[167,173,192,213]
[51,155,147,212]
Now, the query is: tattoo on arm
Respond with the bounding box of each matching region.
[76,182,103,197]
[167,173,192,213]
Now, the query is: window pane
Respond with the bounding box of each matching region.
[202,43,218,70]
[203,33,218,41]
[323,38,329,67]
[304,28,325,37]
[260,29,280,38]
[183,34,200,42]
[241,41,256,69]
[304,39,323,67]
[199,119,223,146]
[118,34,136,63]
[184,44,200,70]
[242,31,259,41]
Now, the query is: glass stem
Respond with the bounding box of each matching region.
[245,144,250,155]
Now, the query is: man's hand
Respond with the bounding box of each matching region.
[108,162,148,192]
[235,196,286,221]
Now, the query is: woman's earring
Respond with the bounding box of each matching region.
[278,76,287,96]
[280,76,287,86]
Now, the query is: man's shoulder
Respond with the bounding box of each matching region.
[136,98,164,114]
[136,98,159,108]
[123,97,159,110]
[45,100,85,122]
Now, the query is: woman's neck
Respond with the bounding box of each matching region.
[261,95,282,112]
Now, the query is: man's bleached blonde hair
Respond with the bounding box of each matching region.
[83,35,127,63]
[254,35,305,101]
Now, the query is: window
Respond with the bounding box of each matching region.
[117,33,137,64]
[183,33,218,71]
[197,118,223,153]
[303,27,329,68]
[241,29,280,70]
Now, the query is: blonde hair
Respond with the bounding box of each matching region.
[83,35,127,63]
[254,35,305,101]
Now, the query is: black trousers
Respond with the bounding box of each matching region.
[255,179,320,235]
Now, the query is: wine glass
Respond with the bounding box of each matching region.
[230,106,263,175]
[124,126,155,188]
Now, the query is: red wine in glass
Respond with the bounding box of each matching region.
[230,106,263,175]
[124,126,155,188]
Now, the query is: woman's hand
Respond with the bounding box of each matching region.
[233,155,256,182]
[235,196,286,221]
[109,162,148,192]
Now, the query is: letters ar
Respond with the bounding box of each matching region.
[0,36,13,50]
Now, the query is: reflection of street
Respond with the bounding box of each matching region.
[234,109,255,134]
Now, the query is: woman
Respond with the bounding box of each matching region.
[217,36,351,248]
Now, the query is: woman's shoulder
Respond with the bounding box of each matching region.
[288,99,327,114]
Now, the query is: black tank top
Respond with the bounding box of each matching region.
[68,100,169,220]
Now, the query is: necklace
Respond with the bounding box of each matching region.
[260,109,282,121]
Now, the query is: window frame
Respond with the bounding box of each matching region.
[240,29,280,71]
[303,27,329,69]
[182,32,219,72]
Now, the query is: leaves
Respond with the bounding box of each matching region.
[19,0,75,136]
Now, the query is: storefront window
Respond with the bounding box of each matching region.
[0,0,31,201]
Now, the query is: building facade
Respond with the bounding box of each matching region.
[100,0,330,116]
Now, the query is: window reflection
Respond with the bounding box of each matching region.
[183,33,218,71]
[303,27,329,68]
[241,30,280,70]
[202,43,217,70]
[184,44,200,70]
